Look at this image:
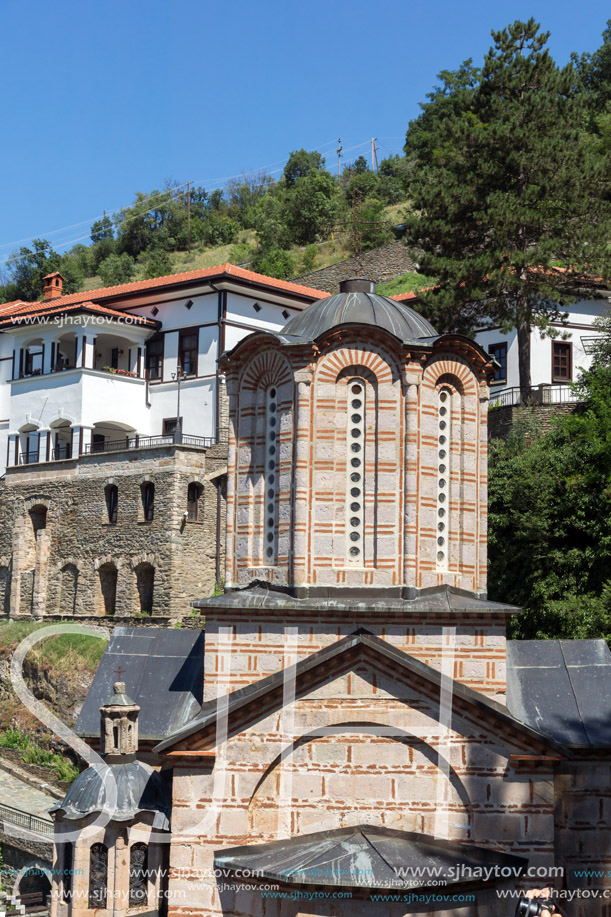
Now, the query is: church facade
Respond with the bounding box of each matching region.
[52,279,611,917]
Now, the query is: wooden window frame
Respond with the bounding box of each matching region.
[178,328,199,377]
[551,340,572,383]
[163,417,183,436]
[489,341,507,384]
[146,334,164,381]
[187,482,203,522]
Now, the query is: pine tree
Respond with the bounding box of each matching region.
[405,19,611,397]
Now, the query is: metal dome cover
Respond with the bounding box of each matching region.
[280,278,437,343]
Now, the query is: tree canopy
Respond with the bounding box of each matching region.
[405,19,611,397]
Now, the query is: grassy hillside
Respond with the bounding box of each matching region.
[0,621,106,784]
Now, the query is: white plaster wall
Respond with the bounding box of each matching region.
[147,379,216,438]
[129,291,217,330]
[475,299,610,391]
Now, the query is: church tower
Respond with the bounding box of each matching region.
[195,279,514,703]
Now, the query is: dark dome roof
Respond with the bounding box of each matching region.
[280,278,437,343]
[50,760,169,829]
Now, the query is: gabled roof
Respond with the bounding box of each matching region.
[0,264,328,316]
[154,630,569,756]
[0,300,159,328]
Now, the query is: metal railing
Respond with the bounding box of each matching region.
[51,445,72,461]
[81,433,221,455]
[0,803,53,837]
[489,383,583,410]
[18,452,40,465]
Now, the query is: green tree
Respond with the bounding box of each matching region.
[90,215,114,244]
[251,246,296,280]
[283,149,325,188]
[488,346,611,641]
[284,169,340,245]
[572,19,611,114]
[97,252,136,286]
[140,247,174,279]
[405,19,611,398]
[7,239,62,300]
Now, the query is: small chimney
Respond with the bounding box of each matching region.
[339,278,375,293]
[43,272,64,301]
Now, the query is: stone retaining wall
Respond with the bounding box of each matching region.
[488,402,579,440]
[296,240,417,292]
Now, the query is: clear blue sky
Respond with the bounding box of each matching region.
[1,0,608,264]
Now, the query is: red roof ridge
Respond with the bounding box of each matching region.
[0,299,158,327]
[1,264,329,312]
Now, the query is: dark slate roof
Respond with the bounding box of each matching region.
[76,627,204,741]
[214,824,527,891]
[506,639,611,748]
[155,630,567,755]
[193,583,519,617]
[276,287,438,344]
[50,761,170,829]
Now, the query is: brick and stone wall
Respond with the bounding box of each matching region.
[488,403,579,440]
[295,241,418,293]
[0,443,227,620]
[167,657,556,917]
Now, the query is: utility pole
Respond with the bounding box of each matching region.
[187,181,191,252]
[337,138,343,178]
[371,138,379,173]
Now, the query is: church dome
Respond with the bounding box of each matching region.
[50,760,170,829]
[281,278,437,343]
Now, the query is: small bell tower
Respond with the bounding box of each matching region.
[99,681,140,760]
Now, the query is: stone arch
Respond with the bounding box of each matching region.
[134,562,155,614]
[58,563,79,615]
[247,722,474,840]
[239,348,293,393]
[316,342,398,386]
[0,561,11,615]
[13,862,52,904]
[94,557,121,616]
[422,356,478,396]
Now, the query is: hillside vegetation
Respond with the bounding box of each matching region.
[0,621,106,784]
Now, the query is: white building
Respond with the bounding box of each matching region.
[0,266,326,474]
[394,288,611,405]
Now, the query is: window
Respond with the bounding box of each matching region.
[552,341,572,382]
[29,505,47,533]
[88,843,107,909]
[146,335,164,380]
[187,483,202,522]
[105,485,118,524]
[437,388,452,571]
[129,844,149,908]
[111,348,119,370]
[135,563,154,614]
[489,342,507,383]
[179,330,198,376]
[346,380,365,565]
[141,482,154,521]
[63,843,73,902]
[163,417,182,436]
[98,563,117,616]
[264,387,278,564]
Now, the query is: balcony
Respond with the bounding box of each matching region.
[489,383,583,409]
[81,433,218,454]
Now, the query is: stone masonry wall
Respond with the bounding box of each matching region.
[296,241,418,293]
[488,403,579,440]
[0,444,227,620]
[168,659,556,917]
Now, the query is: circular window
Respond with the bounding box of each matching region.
[350,472,361,482]
[437,536,445,547]
[268,460,275,470]
[439,390,448,402]
[351,428,360,438]
[269,403,276,413]
[269,445,276,456]
[351,384,362,395]
[267,532,274,543]
[269,417,276,427]
[352,414,362,424]
[439,420,447,431]
[350,517,360,527]
[350,488,361,498]
[439,493,446,503]
[351,443,361,453]
[439,449,446,459]
[266,546,273,558]
[267,503,274,514]
[352,399,362,409]
[350,502,360,512]
[349,546,360,557]
[351,458,361,468]
[439,435,446,445]
[350,532,360,542]
[439,464,446,474]
[438,507,445,518]
[439,479,446,489]
[437,551,445,562]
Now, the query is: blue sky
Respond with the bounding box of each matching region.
[1,0,608,264]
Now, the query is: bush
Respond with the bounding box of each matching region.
[228,241,255,265]
[0,728,30,749]
[251,247,296,280]
[97,252,136,287]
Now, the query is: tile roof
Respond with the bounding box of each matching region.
[0,300,159,327]
[0,264,329,314]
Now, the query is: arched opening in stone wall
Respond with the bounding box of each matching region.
[98,563,118,616]
[0,566,10,615]
[58,564,78,615]
[141,482,155,521]
[105,484,118,524]
[15,867,51,908]
[29,505,47,534]
[135,563,155,614]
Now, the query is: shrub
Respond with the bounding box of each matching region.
[0,728,30,749]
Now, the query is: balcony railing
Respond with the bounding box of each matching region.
[0,802,53,837]
[51,444,72,460]
[81,433,222,455]
[489,383,583,410]
[18,451,40,465]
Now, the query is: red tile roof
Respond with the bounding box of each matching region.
[0,300,159,328]
[0,264,329,315]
